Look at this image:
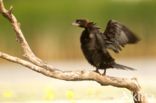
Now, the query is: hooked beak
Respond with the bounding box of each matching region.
[72,22,80,26]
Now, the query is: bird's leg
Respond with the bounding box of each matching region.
[94,68,100,74]
[102,69,107,75]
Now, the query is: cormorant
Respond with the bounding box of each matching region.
[72,19,139,75]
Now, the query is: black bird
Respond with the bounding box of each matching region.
[72,19,139,75]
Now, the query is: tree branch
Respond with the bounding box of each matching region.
[0,0,148,103]
[0,0,52,69]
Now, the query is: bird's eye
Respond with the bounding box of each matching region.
[76,20,80,23]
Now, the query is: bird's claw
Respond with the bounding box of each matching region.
[94,69,100,74]
[102,70,106,76]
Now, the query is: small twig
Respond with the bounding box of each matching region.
[0,0,148,103]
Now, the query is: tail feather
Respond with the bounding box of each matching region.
[113,63,136,70]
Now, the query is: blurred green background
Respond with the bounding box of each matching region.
[0,0,156,61]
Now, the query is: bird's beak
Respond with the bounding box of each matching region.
[72,22,80,26]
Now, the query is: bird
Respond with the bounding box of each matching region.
[72,19,140,75]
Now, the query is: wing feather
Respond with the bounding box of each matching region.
[103,19,140,53]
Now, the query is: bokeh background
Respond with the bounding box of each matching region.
[0,0,156,102]
[0,0,156,60]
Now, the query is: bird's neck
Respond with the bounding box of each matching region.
[84,23,100,33]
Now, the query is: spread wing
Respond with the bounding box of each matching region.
[103,19,140,53]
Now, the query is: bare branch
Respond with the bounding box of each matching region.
[0,0,52,69]
[0,51,141,91]
[0,0,148,103]
[0,51,148,103]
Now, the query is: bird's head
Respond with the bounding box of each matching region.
[72,19,89,28]
[73,19,97,28]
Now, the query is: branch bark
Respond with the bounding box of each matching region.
[0,0,148,103]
